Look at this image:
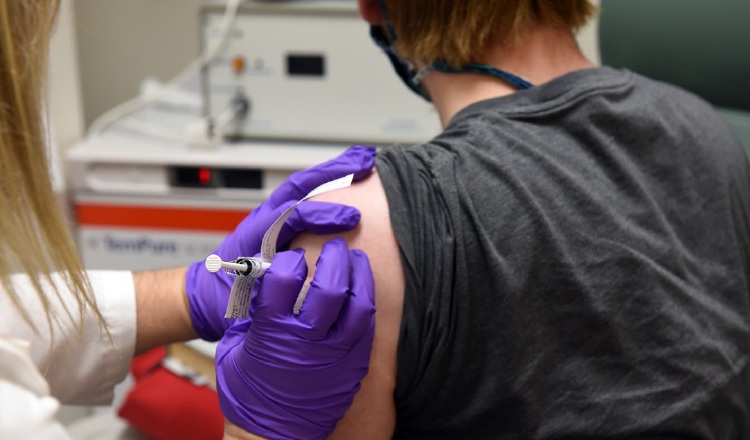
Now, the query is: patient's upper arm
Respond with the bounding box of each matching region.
[288,170,404,440]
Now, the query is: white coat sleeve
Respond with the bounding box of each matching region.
[0,336,73,440]
[0,270,137,405]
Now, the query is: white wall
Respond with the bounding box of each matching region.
[49,0,85,152]
[577,0,602,65]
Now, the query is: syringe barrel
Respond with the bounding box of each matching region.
[237,258,270,278]
[222,261,249,272]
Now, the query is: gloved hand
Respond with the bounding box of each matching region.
[185,145,376,341]
[216,238,376,440]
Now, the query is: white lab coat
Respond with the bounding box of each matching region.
[0,271,136,439]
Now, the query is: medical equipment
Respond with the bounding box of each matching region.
[205,254,269,276]
[67,112,351,272]
[209,252,271,318]
[206,253,269,319]
[201,1,441,144]
[86,0,245,140]
[70,0,439,275]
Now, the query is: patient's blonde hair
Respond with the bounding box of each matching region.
[383,0,598,66]
[0,0,106,334]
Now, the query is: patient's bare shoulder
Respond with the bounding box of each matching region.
[289,169,404,439]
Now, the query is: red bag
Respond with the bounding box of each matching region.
[117,347,224,440]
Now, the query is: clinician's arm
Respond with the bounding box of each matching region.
[133,267,195,355]
[289,170,404,439]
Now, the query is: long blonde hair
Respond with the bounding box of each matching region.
[0,0,106,333]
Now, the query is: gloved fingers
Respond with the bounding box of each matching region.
[214,318,252,363]
[185,259,237,342]
[348,145,377,181]
[228,199,297,253]
[267,145,376,208]
[276,201,361,248]
[250,249,308,321]
[235,200,361,258]
[334,249,376,347]
[295,237,351,339]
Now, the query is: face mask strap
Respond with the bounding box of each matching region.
[370,0,534,101]
[369,0,431,99]
[369,24,432,100]
[431,61,534,90]
[411,65,434,86]
[375,0,398,42]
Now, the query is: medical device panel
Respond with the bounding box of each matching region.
[201,1,441,145]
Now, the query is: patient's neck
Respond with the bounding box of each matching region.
[423,23,596,127]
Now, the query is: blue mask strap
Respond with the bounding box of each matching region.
[369,25,429,98]
[431,61,534,90]
[375,0,397,42]
[371,0,534,98]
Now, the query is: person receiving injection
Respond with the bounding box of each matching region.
[0,1,377,439]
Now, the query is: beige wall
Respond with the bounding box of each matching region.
[74,0,208,128]
[49,0,85,151]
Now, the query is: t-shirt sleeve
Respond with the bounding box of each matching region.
[376,146,463,425]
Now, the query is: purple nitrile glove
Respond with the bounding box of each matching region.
[185,145,375,341]
[216,238,375,440]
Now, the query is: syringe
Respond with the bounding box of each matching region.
[204,254,270,278]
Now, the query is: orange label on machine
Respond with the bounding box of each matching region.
[75,204,250,233]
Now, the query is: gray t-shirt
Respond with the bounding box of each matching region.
[376,67,750,439]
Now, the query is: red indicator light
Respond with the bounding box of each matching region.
[198,167,211,186]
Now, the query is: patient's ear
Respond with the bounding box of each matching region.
[358,0,384,25]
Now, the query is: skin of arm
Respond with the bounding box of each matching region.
[133,269,274,440]
[289,170,404,439]
[132,267,198,355]
[223,421,267,440]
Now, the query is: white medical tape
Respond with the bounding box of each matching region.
[225,275,256,318]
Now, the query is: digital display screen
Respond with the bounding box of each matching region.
[222,168,262,189]
[170,167,262,189]
[172,167,215,188]
[286,54,325,77]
